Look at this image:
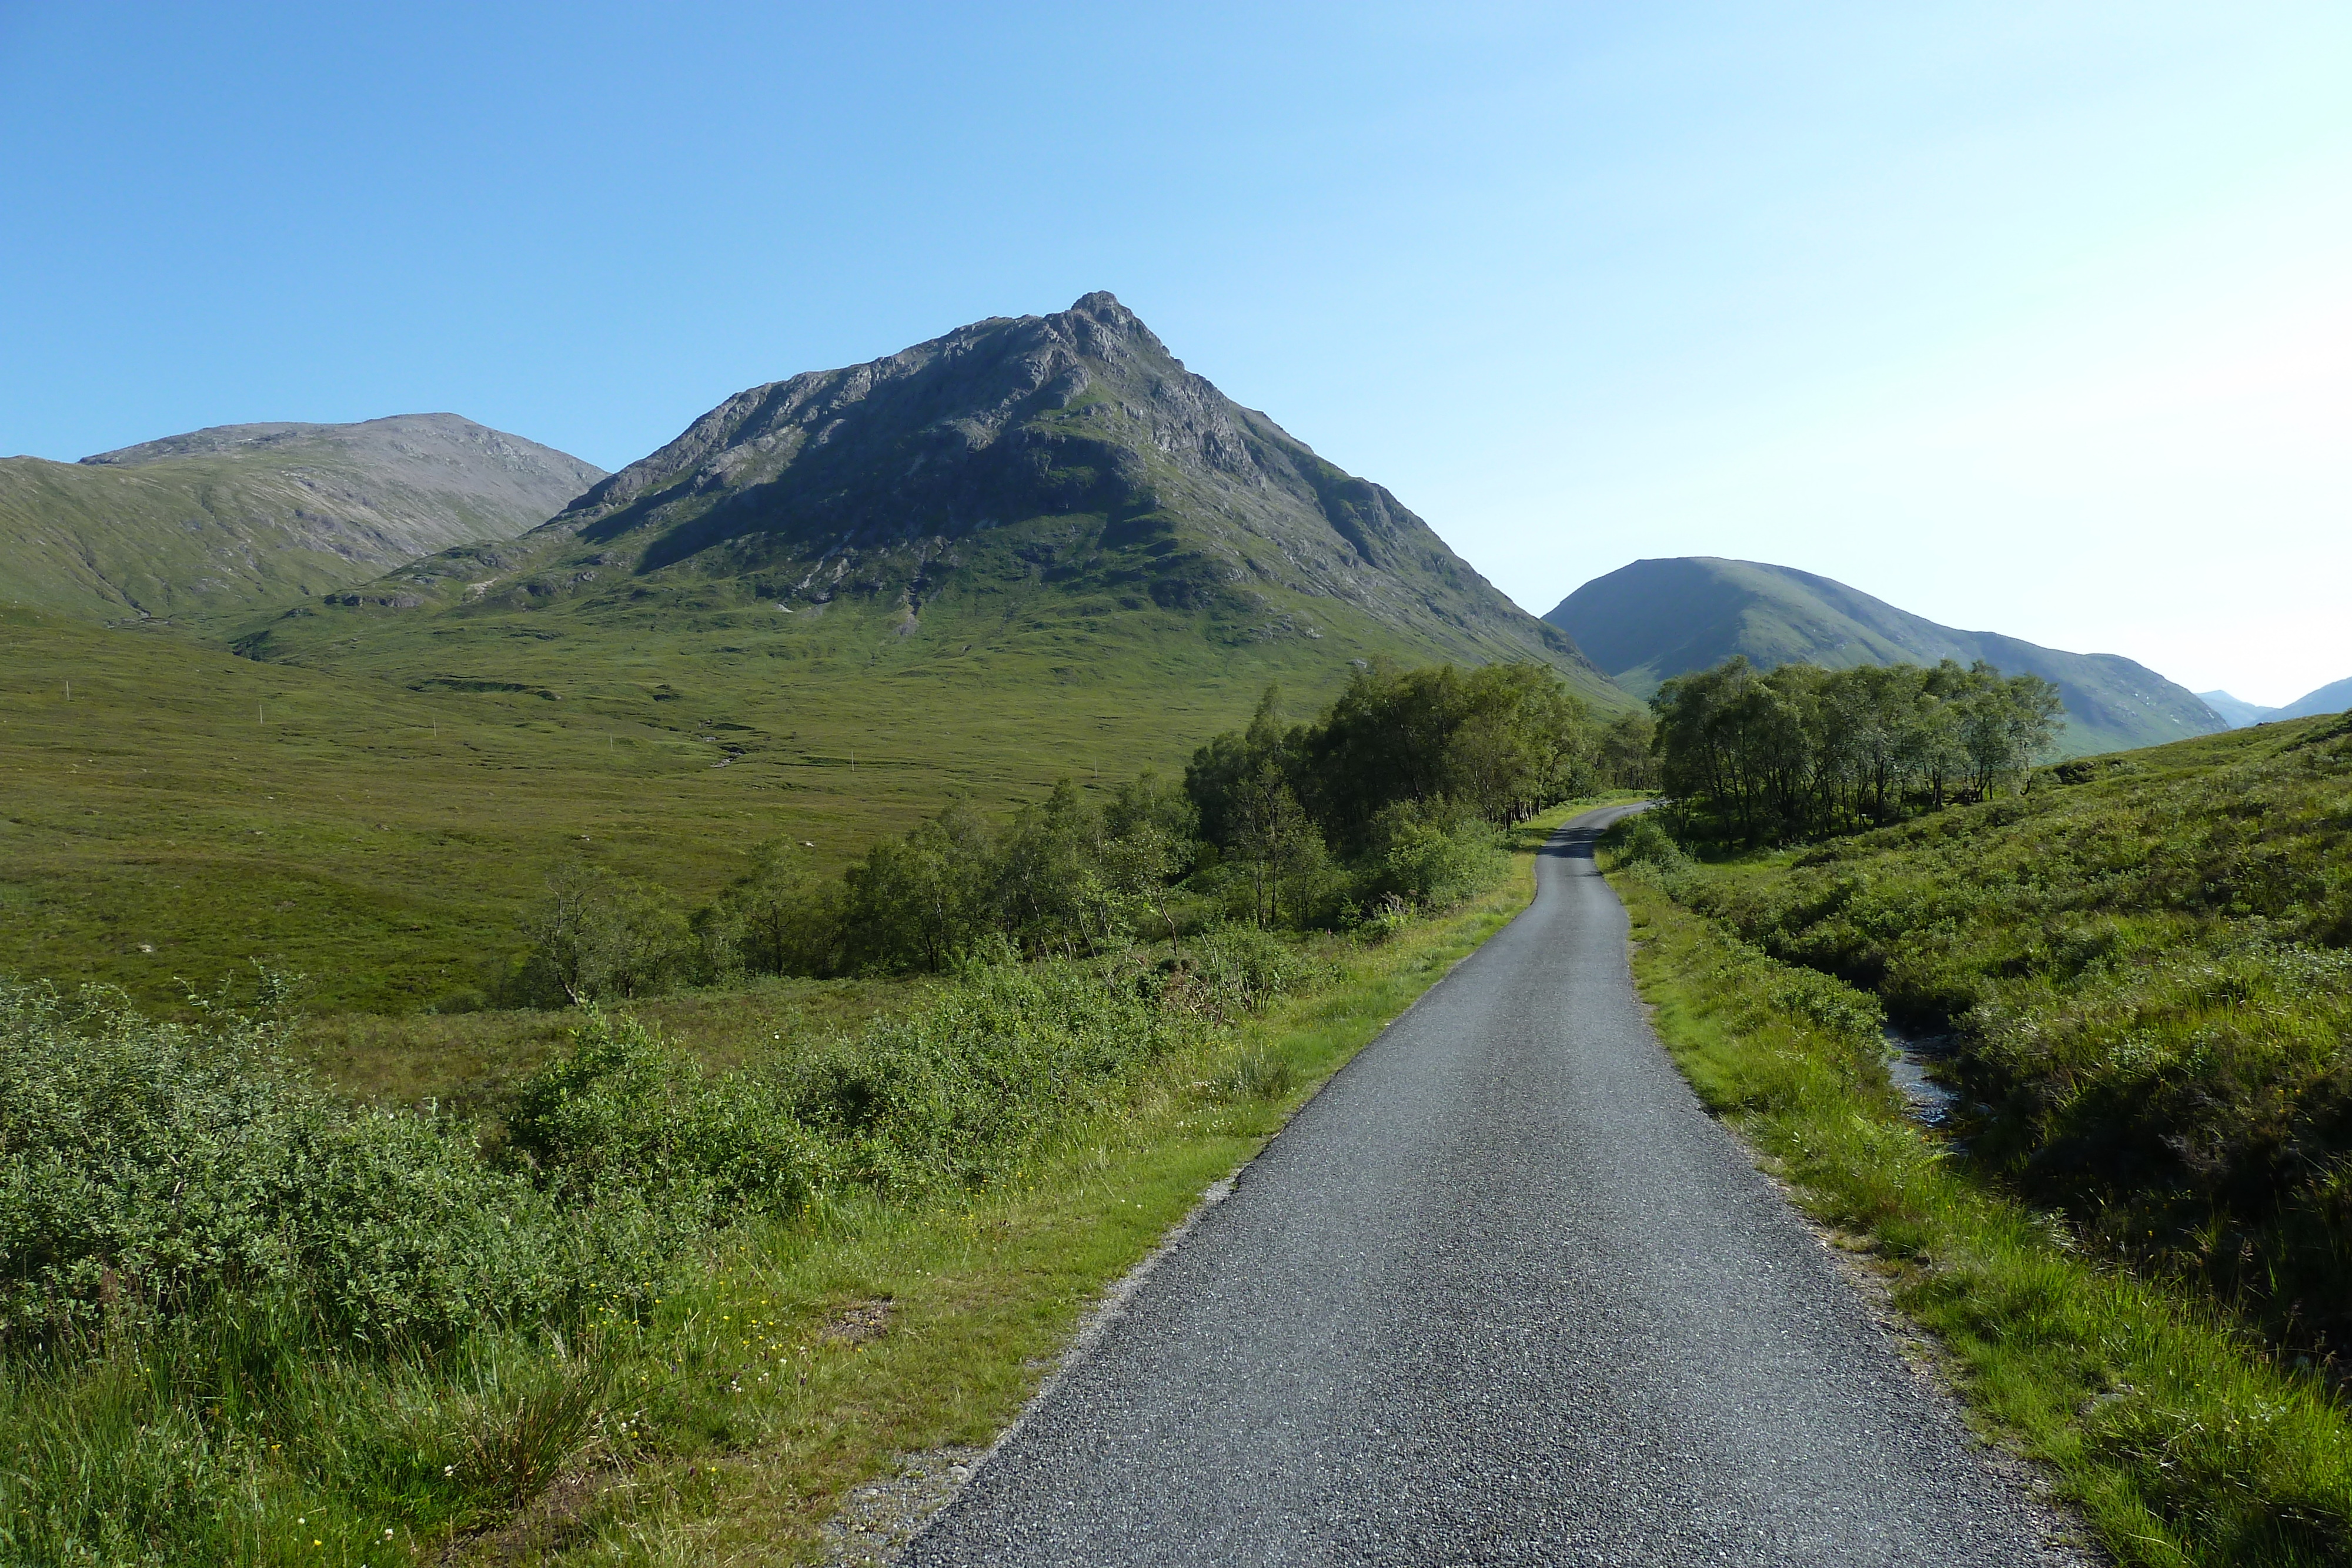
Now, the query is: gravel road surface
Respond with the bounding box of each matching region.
[904,804,2081,1566]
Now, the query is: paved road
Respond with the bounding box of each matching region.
[906,805,2076,1566]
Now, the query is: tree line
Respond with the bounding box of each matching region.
[510,659,1638,1002]
[1649,656,2064,844]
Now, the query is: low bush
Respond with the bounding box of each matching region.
[0,978,631,1347]
[783,938,1301,1192]
[505,1008,825,1222]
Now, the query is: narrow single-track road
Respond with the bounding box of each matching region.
[906,805,2079,1566]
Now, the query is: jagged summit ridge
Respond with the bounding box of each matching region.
[366,292,1604,688]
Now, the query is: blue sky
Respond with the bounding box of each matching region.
[4,2,2347,704]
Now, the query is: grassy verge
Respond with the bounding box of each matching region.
[1608,861,2352,1567]
[1,803,1588,1567]
[506,801,1581,1564]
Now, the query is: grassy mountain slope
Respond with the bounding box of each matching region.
[235,294,1622,711]
[1545,556,2221,755]
[0,414,603,621]
[1653,711,2352,1357]
[2278,674,2352,720]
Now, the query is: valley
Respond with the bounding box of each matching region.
[4,290,2349,1568]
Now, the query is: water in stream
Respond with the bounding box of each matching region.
[1883,1024,1963,1129]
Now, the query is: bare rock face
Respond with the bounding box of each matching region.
[477,292,1599,684]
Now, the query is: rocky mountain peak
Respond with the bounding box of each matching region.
[354,297,1612,696]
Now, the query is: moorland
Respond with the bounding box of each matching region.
[6,289,2351,1566]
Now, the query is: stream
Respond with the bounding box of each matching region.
[1883,1023,1964,1130]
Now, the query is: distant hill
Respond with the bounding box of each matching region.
[2278,676,2352,720]
[2200,691,2283,728]
[1544,556,2223,756]
[0,414,604,621]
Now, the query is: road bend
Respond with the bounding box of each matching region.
[904,804,2074,1566]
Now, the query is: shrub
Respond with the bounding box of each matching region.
[1371,801,1508,908]
[0,979,616,1345]
[1605,813,1689,874]
[787,952,1175,1191]
[504,1009,824,1222]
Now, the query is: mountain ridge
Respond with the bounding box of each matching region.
[2277,676,2352,720]
[1545,555,2223,756]
[1,413,603,621]
[2200,690,2283,728]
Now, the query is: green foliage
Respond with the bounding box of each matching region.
[1595,708,1658,791]
[697,839,843,980]
[1614,868,2352,1567]
[1367,800,1508,908]
[1652,654,2064,844]
[0,977,626,1347]
[512,861,694,1004]
[504,1009,824,1223]
[1602,813,1691,877]
[788,954,1172,1192]
[1181,661,1593,930]
[1649,712,2352,1353]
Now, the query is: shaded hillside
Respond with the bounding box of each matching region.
[240,293,1618,708]
[1545,556,2221,755]
[0,414,604,620]
[2278,674,2352,720]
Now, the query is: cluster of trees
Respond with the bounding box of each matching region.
[513,660,1623,1002]
[1649,656,2064,844]
[1183,662,1602,927]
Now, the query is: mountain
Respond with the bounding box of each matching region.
[1544,556,2224,756]
[245,293,1611,700]
[2199,691,2283,728]
[2277,676,2352,720]
[0,414,605,621]
[237,293,1622,718]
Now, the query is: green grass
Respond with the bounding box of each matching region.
[1609,819,2352,1563]
[1,577,1513,1011]
[0,805,1580,1566]
[1653,712,2352,1353]
[289,975,926,1108]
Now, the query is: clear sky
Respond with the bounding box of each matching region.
[4,2,2346,706]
